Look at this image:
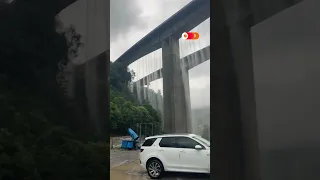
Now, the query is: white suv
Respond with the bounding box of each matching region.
[139,133,210,179]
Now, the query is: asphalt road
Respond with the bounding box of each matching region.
[110,149,210,180]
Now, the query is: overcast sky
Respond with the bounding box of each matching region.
[110,0,210,109]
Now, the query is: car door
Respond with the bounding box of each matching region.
[175,136,209,173]
[156,137,180,171]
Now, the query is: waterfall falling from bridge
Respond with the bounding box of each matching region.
[128,18,210,136]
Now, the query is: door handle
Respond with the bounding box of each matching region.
[158,149,164,151]
[179,150,185,153]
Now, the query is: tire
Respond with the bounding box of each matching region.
[146,159,164,179]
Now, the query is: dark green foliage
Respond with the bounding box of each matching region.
[0,76,108,179]
[143,104,161,124]
[110,61,162,136]
[0,1,108,179]
[109,61,133,91]
[0,127,109,180]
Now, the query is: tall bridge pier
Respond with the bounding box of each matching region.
[162,36,192,133]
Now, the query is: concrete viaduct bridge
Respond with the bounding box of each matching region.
[57,0,320,179]
[115,0,211,134]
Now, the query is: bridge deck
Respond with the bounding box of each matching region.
[135,45,210,86]
[115,0,210,66]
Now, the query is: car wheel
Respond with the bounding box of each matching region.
[147,159,164,179]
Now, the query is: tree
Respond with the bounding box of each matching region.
[110,102,122,131]
[110,61,133,91]
[143,104,161,123]
[109,61,162,136]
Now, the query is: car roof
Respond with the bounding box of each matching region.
[145,133,198,139]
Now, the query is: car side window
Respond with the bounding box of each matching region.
[175,137,204,149]
[142,138,157,146]
[159,137,176,148]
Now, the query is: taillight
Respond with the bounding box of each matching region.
[140,149,144,152]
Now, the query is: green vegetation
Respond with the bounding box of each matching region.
[0,2,108,179]
[109,61,162,136]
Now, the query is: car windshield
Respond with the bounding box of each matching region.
[193,135,210,147]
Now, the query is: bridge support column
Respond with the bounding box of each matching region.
[139,86,145,104]
[211,1,260,179]
[132,82,138,101]
[137,81,147,104]
[133,81,144,104]
[162,36,192,133]
[84,57,99,135]
[84,51,109,140]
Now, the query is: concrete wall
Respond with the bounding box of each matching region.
[59,0,108,65]
[252,0,320,179]
[72,51,109,140]
[58,0,109,99]
[58,0,109,140]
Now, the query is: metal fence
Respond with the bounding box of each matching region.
[134,123,162,143]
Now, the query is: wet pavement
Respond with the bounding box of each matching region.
[110,149,210,180]
[110,149,139,168]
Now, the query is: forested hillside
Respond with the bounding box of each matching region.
[109,61,162,136]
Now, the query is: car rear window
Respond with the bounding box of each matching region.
[142,138,157,146]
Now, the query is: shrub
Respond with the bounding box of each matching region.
[0,127,109,180]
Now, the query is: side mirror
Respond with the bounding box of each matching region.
[195,145,202,150]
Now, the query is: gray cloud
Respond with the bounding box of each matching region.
[149,0,191,21]
[110,0,146,42]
